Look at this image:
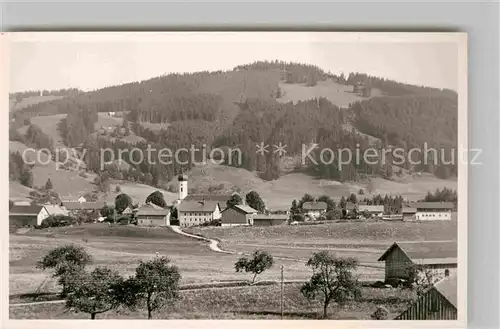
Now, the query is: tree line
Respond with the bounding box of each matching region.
[9,88,81,101]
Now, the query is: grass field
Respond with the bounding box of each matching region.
[9,220,447,319]
[9,283,414,319]
[277,79,383,108]
[188,217,457,265]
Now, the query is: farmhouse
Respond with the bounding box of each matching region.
[10,205,50,227]
[402,206,417,221]
[378,241,457,282]
[253,214,288,227]
[136,204,171,226]
[395,274,457,320]
[63,201,105,214]
[358,205,384,217]
[221,204,258,227]
[302,201,327,219]
[178,200,222,227]
[413,202,454,220]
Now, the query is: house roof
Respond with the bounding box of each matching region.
[402,207,417,214]
[412,202,454,210]
[10,205,45,215]
[433,274,457,308]
[302,201,327,211]
[184,194,232,202]
[253,214,289,221]
[231,204,258,214]
[358,205,384,212]
[178,200,219,213]
[378,241,457,263]
[137,204,169,216]
[63,202,106,210]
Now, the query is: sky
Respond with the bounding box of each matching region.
[8,32,462,92]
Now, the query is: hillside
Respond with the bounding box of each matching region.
[9,95,63,112]
[277,79,383,108]
[10,60,458,191]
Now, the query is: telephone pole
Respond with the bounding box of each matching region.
[280,265,284,319]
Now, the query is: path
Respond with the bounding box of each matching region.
[170,226,233,254]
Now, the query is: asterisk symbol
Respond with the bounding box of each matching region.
[273,142,287,156]
[256,142,269,156]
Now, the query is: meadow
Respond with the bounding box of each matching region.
[277,79,383,108]
[188,217,458,264]
[9,224,317,297]
[9,219,455,319]
[9,283,414,320]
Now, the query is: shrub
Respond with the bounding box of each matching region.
[291,213,305,222]
[37,215,77,229]
[371,306,389,320]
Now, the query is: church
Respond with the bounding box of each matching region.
[174,175,228,227]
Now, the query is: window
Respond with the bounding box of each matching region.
[445,269,450,277]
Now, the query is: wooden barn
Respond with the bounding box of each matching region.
[10,205,50,227]
[136,204,171,227]
[395,274,457,320]
[378,241,457,282]
[221,204,258,227]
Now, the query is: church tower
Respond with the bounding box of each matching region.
[178,174,188,201]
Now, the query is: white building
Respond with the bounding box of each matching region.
[177,200,221,227]
[302,201,328,220]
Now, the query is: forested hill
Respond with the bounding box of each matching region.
[11,60,458,187]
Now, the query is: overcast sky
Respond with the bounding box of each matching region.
[9,32,462,92]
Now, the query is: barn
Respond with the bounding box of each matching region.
[378,241,457,282]
[221,205,258,227]
[402,206,417,221]
[253,214,288,227]
[395,274,457,320]
[136,204,171,227]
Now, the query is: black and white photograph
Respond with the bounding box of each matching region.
[5,32,467,323]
